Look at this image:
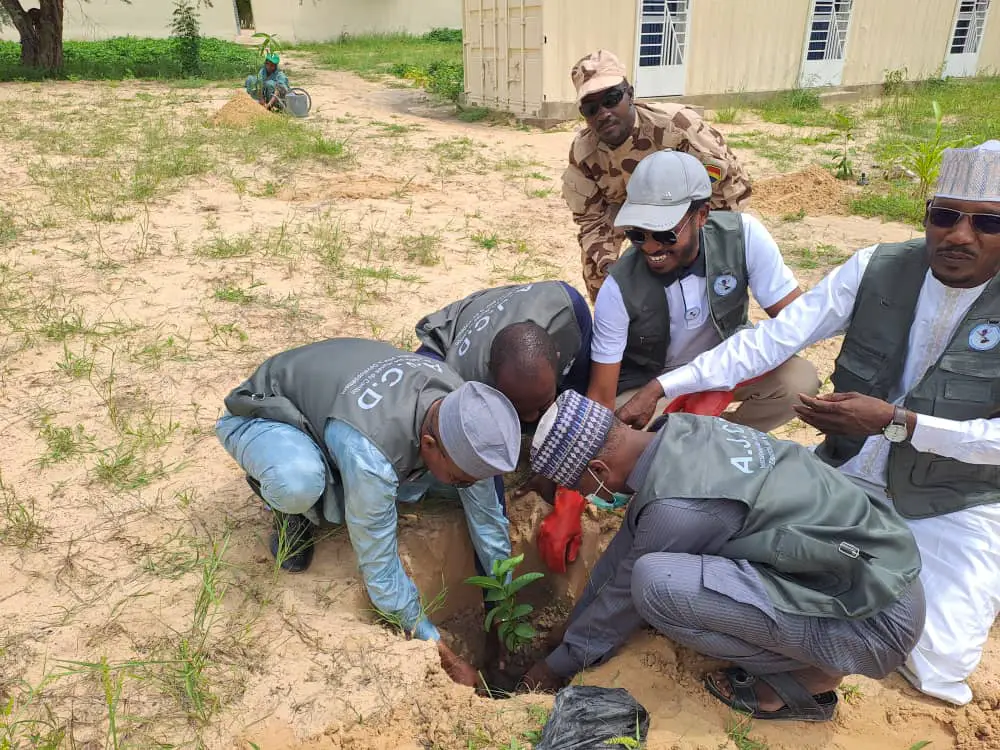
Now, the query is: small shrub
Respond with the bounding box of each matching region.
[170,1,201,77]
[466,553,543,653]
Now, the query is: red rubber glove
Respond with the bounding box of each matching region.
[537,487,587,574]
[663,375,767,417]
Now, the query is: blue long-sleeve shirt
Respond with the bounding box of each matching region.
[324,419,510,641]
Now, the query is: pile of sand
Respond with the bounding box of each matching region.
[753,164,851,217]
[211,91,274,127]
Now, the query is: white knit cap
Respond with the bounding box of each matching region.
[935,140,1000,202]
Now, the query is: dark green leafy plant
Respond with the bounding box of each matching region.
[170,0,201,77]
[465,553,543,652]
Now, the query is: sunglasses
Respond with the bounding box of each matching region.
[624,212,696,246]
[579,86,626,118]
[927,206,1000,235]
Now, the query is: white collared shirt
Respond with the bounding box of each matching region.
[656,245,1000,479]
[590,213,799,371]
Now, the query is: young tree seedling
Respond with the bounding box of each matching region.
[465,553,543,652]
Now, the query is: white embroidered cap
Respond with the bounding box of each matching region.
[935,140,1000,203]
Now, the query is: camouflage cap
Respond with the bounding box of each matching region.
[571,50,627,103]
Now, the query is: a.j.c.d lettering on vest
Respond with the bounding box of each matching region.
[609,211,750,392]
[631,414,921,620]
[815,241,1000,519]
[414,282,582,385]
[223,339,464,519]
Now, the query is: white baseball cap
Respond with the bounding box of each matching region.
[614,151,713,231]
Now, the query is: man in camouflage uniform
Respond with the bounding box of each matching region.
[563,49,752,301]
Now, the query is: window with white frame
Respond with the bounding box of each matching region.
[638,0,689,68]
[950,0,991,54]
[805,0,853,62]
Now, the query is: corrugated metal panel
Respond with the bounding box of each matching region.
[685,0,809,95]
[976,2,1000,73]
[840,0,956,84]
[463,0,545,117]
[541,0,638,108]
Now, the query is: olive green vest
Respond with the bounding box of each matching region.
[609,212,750,392]
[414,281,582,386]
[633,415,921,620]
[814,241,1000,519]
[224,338,464,489]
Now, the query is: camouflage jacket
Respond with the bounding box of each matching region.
[563,102,752,300]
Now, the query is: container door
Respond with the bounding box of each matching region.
[634,0,690,97]
[944,0,991,78]
[799,0,853,88]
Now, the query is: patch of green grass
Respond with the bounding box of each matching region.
[0,473,47,549]
[37,417,94,467]
[432,136,478,162]
[850,184,926,227]
[726,713,769,750]
[93,446,167,491]
[471,231,500,250]
[56,344,95,378]
[787,243,850,270]
[399,233,442,266]
[756,88,840,128]
[0,37,257,81]
[457,106,491,122]
[300,29,463,101]
[714,105,741,124]
[0,209,17,246]
[838,682,864,705]
[781,208,807,222]
[213,280,261,304]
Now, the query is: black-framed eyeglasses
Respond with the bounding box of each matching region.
[579,85,627,118]
[624,211,696,246]
[927,205,1000,235]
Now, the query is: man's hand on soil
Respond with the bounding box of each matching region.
[615,381,663,429]
[437,641,479,687]
[519,660,563,692]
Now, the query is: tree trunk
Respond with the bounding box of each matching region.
[0,0,65,70]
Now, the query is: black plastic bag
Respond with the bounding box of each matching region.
[536,686,650,750]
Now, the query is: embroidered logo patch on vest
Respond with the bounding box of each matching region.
[713,274,738,296]
[969,324,1000,351]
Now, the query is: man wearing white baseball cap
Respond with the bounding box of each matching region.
[652,140,1000,706]
[588,150,819,431]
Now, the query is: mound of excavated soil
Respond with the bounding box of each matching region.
[753,165,851,217]
[211,91,273,127]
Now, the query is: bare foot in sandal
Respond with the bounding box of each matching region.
[705,667,841,721]
[708,666,840,712]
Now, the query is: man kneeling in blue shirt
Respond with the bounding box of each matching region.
[217,338,522,685]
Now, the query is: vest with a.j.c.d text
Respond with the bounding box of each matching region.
[814,240,1000,519]
[223,338,463,484]
[414,281,582,386]
[631,414,921,620]
[609,211,749,392]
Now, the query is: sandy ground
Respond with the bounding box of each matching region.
[0,59,997,750]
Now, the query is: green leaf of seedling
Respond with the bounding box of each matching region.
[495,553,523,577]
[509,603,533,620]
[484,607,499,631]
[465,575,504,590]
[485,588,507,602]
[513,622,536,640]
[506,572,545,595]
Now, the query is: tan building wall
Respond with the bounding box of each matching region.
[976,3,1000,74]
[841,0,956,85]
[684,0,808,96]
[1,0,238,41]
[253,0,462,43]
[541,0,637,109]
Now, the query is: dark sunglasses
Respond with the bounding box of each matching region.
[624,212,696,246]
[927,205,1000,235]
[579,85,626,118]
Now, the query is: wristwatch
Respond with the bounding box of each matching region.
[882,405,909,443]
